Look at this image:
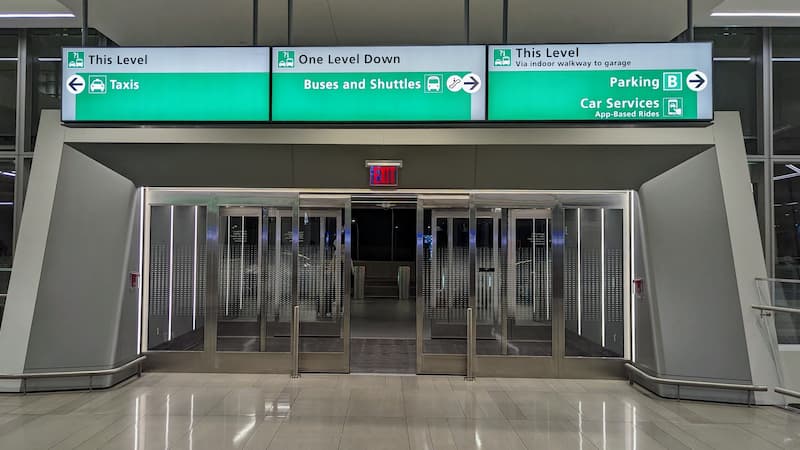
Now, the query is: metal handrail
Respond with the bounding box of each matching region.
[756,277,800,285]
[0,355,146,394]
[775,387,800,401]
[752,305,800,315]
[625,363,768,405]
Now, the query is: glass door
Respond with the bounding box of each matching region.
[474,209,554,357]
[506,209,553,356]
[217,207,292,353]
[417,196,470,375]
[295,196,351,373]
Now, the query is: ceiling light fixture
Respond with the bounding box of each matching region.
[0,12,75,18]
[711,12,800,17]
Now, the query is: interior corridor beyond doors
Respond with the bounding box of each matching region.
[350,197,417,373]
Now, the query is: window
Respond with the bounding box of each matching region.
[27,29,103,151]
[773,29,800,155]
[696,28,761,154]
[0,33,17,148]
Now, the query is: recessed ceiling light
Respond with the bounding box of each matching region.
[711,12,800,17]
[0,12,76,18]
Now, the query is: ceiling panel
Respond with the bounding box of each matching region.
[59,0,797,48]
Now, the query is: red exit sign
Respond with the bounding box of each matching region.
[369,165,399,186]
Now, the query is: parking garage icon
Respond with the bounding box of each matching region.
[278,50,295,68]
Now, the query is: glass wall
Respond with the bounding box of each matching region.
[0,33,15,324]
[27,29,102,150]
[773,28,800,283]
[773,29,800,156]
[0,33,16,148]
[0,28,110,326]
[696,28,762,154]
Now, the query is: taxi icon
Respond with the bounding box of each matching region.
[90,77,106,93]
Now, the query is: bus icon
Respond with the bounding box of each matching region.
[278,51,295,68]
[67,51,85,69]
[424,74,442,93]
[494,49,511,66]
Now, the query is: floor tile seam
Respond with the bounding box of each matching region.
[666,417,762,450]
[66,414,134,450]
[732,419,788,449]
[248,419,281,450]
[622,417,699,450]
[42,413,111,450]
[203,389,239,417]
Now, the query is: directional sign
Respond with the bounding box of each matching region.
[271,46,486,122]
[65,74,85,94]
[61,47,270,122]
[687,70,708,92]
[462,73,481,93]
[487,43,713,121]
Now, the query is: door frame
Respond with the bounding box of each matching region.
[143,189,629,379]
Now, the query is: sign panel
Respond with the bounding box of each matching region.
[271,46,485,122]
[369,165,399,186]
[488,43,712,121]
[61,47,270,122]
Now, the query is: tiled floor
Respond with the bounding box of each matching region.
[0,373,798,449]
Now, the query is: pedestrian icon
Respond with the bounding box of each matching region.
[494,49,511,66]
[278,51,295,68]
[67,51,84,69]
[424,74,442,93]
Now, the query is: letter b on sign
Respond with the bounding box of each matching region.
[663,72,682,91]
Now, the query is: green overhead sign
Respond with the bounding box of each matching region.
[61,47,270,122]
[488,43,713,121]
[271,46,486,122]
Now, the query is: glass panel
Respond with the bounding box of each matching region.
[0,160,14,268]
[0,269,9,327]
[514,215,553,356]
[713,61,758,141]
[423,211,469,354]
[475,216,499,354]
[773,61,800,155]
[263,213,291,352]
[565,208,624,358]
[564,209,579,340]
[0,33,17,147]
[695,28,760,153]
[298,210,344,352]
[696,27,761,58]
[774,164,800,279]
[148,205,206,351]
[748,162,766,254]
[773,28,800,58]
[217,214,259,351]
